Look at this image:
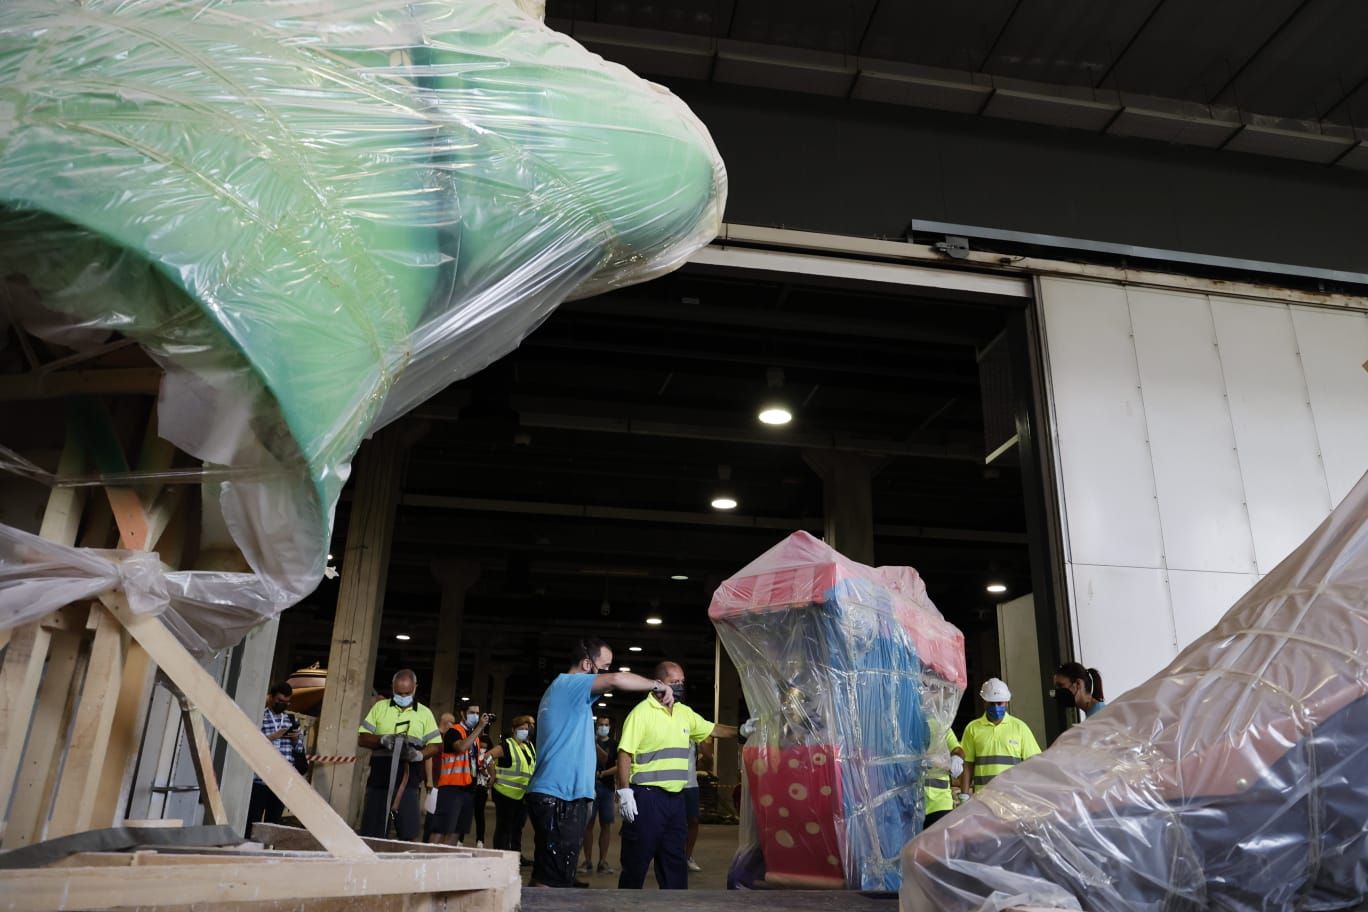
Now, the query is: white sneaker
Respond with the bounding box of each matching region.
[475,841,484,849]
[687,857,702,872]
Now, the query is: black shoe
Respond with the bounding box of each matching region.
[573,880,590,888]
[519,857,532,867]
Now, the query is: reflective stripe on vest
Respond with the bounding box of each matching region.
[438,726,474,787]
[492,739,537,800]
[972,755,1022,786]
[630,745,691,790]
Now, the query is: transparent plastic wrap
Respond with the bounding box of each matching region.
[0,0,725,650]
[709,531,967,891]
[902,471,1368,912]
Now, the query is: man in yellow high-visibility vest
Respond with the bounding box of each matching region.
[615,661,738,889]
[961,677,1040,793]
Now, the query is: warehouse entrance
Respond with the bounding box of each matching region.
[274,235,1070,780]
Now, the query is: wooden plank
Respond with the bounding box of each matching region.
[0,851,516,910]
[251,823,511,860]
[181,705,228,826]
[2,628,84,849]
[100,592,372,860]
[47,607,127,839]
[0,623,53,812]
[91,641,157,828]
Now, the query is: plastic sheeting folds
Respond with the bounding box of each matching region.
[902,471,1368,912]
[0,0,725,651]
[710,531,966,891]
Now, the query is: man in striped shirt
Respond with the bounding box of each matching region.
[244,682,301,837]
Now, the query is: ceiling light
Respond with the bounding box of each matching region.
[710,496,738,510]
[758,406,792,426]
[645,617,663,626]
[460,696,470,702]
[670,574,689,581]
[597,702,607,707]
[628,646,643,652]
[618,666,631,672]
[986,583,1008,594]
[326,553,334,561]
[604,693,614,698]
[395,633,411,641]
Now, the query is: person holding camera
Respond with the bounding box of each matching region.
[357,669,443,840]
[427,705,493,845]
[244,681,302,837]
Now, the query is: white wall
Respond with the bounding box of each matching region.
[1039,277,1368,698]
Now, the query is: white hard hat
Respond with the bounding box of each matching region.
[979,678,1012,702]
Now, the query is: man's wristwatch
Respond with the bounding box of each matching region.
[651,681,666,695]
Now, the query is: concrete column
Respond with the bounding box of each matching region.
[489,668,509,724]
[470,650,490,710]
[217,616,281,835]
[312,424,408,825]
[713,639,742,814]
[428,560,480,719]
[802,451,886,564]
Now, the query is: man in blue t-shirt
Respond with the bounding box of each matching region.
[525,637,674,888]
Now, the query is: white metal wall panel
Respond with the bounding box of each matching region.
[1041,277,1368,701]
[1209,298,1334,573]
[1127,288,1256,575]
[1166,569,1260,653]
[1040,278,1164,571]
[1069,564,1175,698]
[1290,307,1368,507]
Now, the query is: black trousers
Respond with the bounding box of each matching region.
[473,785,489,842]
[526,793,591,888]
[244,780,284,838]
[492,789,527,852]
[618,785,687,890]
[361,784,420,841]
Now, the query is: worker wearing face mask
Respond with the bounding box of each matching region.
[427,704,492,845]
[245,682,302,837]
[487,714,537,861]
[1051,662,1107,720]
[960,678,1040,794]
[356,669,442,840]
[616,661,739,890]
[581,716,617,875]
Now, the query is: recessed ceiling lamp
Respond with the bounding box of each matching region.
[710,497,738,510]
[758,406,792,425]
[618,666,631,672]
[670,574,689,581]
[597,702,607,707]
[460,696,470,702]
[395,633,411,641]
[604,692,614,698]
[712,464,738,511]
[628,646,643,652]
[986,583,1008,594]
[645,617,663,626]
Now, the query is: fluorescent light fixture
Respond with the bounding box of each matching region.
[986,583,1008,594]
[758,406,792,426]
[710,496,738,510]
[670,574,689,581]
[628,646,643,652]
[395,633,411,641]
[645,617,663,626]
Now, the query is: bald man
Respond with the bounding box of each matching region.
[615,662,738,889]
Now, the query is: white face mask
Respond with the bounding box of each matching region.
[465,713,480,728]
[392,693,414,708]
[596,725,610,738]
[515,728,530,742]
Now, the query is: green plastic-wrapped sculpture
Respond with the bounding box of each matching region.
[0,0,726,649]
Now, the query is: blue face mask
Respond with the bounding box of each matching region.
[986,704,1006,723]
[393,693,414,708]
[515,728,530,742]
[596,725,610,739]
[465,714,480,728]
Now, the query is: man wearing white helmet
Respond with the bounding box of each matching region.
[959,678,1041,793]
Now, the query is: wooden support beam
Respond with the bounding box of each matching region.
[180,704,229,826]
[0,626,83,849]
[100,592,372,859]
[91,638,157,827]
[47,606,128,839]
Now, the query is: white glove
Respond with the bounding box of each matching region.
[739,718,757,739]
[404,745,425,762]
[616,788,638,823]
[949,755,964,779]
[379,734,399,750]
